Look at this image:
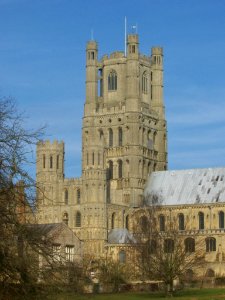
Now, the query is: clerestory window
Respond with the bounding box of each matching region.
[142,72,148,94]
[108,70,117,91]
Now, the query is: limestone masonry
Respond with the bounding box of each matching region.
[36,34,167,255]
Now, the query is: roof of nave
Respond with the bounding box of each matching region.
[144,167,225,206]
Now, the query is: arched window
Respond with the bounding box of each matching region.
[50,155,53,169]
[109,128,113,147]
[118,127,123,146]
[56,155,59,169]
[88,51,95,60]
[99,129,103,140]
[185,238,195,253]
[112,212,115,229]
[199,212,204,230]
[108,70,117,91]
[107,161,113,180]
[129,44,136,54]
[119,250,126,263]
[164,239,174,253]
[140,215,148,232]
[148,239,157,254]
[77,189,80,204]
[75,211,81,227]
[206,237,216,252]
[142,71,148,94]
[64,189,68,205]
[118,159,123,178]
[63,212,69,226]
[159,215,165,232]
[178,213,185,230]
[125,215,129,230]
[219,211,224,229]
[43,154,46,168]
[153,131,157,146]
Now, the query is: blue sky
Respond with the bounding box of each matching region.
[1,0,225,178]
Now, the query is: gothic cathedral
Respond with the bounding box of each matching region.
[36,34,167,255]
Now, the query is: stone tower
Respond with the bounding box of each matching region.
[82,34,167,242]
[36,34,167,256]
[83,34,167,207]
[36,140,64,207]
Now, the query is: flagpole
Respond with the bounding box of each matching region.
[125,16,127,57]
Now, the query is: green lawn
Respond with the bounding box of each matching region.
[42,288,225,300]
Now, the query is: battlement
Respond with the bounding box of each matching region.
[86,40,98,50]
[151,47,163,55]
[64,177,82,185]
[127,34,139,44]
[109,51,124,59]
[37,140,64,150]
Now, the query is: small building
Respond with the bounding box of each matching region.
[27,222,82,268]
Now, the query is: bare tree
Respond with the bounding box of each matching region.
[97,256,130,293]
[0,97,54,298]
[133,193,204,295]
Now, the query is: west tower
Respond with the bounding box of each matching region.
[83,34,167,209]
[36,34,167,256]
[82,34,167,249]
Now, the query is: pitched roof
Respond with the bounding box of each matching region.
[108,228,136,244]
[26,223,65,236]
[144,167,225,205]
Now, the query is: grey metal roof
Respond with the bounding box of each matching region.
[108,228,136,244]
[144,167,225,205]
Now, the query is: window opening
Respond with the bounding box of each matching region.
[107,161,113,180]
[77,189,80,204]
[206,237,216,252]
[65,245,74,262]
[185,238,195,253]
[92,152,94,165]
[108,71,117,91]
[199,212,204,230]
[109,128,113,147]
[219,211,224,229]
[178,214,185,230]
[164,239,174,253]
[43,154,46,169]
[64,189,68,205]
[50,156,53,169]
[159,215,165,231]
[142,72,148,94]
[119,250,126,263]
[125,215,129,230]
[56,155,59,169]
[118,127,123,146]
[112,213,115,229]
[118,160,123,178]
[75,212,81,227]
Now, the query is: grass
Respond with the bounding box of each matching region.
[39,288,225,300]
